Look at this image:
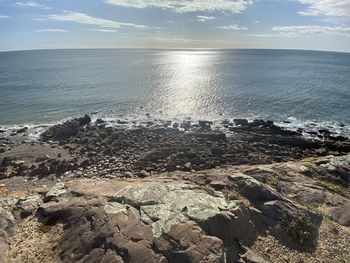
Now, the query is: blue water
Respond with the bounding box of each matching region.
[0,49,349,131]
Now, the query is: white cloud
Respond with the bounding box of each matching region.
[0,15,10,19]
[15,1,50,9]
[35,29,68,32]
[248,33,275,37]
[218,24,248,30]
[104,0,253,13]
[197,15,216,22]
[272,25,350,37]
[88,28,118,32]
[297,0,350,18]
[45,11,149,29]
[148,35,202,43]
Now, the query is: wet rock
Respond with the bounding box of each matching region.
[198,120,213,130]
[41,119,81,141]
[234,119,249,126]
[96,118,105,124]
[16,127,28,134]
[78,114,91,126]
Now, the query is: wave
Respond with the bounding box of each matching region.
[1,113,349,142]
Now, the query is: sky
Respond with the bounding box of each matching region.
[0,0,350,52]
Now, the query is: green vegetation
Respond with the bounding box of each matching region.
[321,181,343,194]
[267,177,279,186]
[290,197,318,212]
[281,214,313,246]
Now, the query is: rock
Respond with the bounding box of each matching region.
[328,203,350,226]
[45,182,67,202]
[241,248,268,263]
[154,220,224,263]
[41,119,81,141]
[234,119,249,126]
[78,114,91,126]
[112,182,235,238]
[96,118,105,124]
[38,198,167,263]
[229,173,280,202]
[16,127,28,133]
[0,207,16,263]
[31,162,51,176]
[259,200,322,248]
[198,120,213,130]
[13,194,43,219]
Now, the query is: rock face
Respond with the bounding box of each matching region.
[1,154,350,262]
[0,207,15,263]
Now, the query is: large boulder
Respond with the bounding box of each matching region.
[41,115,91,141]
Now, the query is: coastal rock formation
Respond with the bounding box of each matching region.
[41,115,91,141]
[1,153,349,262]
[0,117,350,262]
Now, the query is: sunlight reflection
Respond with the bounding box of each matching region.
[154,51,220,117]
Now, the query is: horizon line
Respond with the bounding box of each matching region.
[1,47,350,55]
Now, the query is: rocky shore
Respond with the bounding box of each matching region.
[1,115,350,262]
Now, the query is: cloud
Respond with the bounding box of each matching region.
[248,33,275,37]
[35,29,68,32]
[88,28,118,32]
[148,35,202,43]
[272,25,350,37]
[0,15,10,19]
[218,24,248,30]
[14,1,50,9]
[104,0,253,13]
[45,11,149,29]
[297,0,350,18]
[196,15,216,22]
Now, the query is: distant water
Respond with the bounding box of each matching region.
[0,49,349,136]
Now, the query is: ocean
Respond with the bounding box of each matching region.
[0,49,349,137]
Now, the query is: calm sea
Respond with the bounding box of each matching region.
[0,49,349,135]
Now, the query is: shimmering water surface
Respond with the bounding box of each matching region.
[0,49,349,129]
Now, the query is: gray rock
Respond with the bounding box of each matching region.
[329,203,350,226]
[0,207,16,263]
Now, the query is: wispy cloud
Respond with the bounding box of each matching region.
[272,25,350,37]
[44,11,150,29]
[196,15,216,22]
[218,24,248,30]
[104,0,253,13]
[35,28,68,32]
[0,15,10,19]
[88,28,117,32]
[248,33,275,37]
[297,0,350,18]
[14,1,51,9]
[148,35,202,43]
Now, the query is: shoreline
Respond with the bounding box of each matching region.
[1,115,350,179]
[1,115,350,262]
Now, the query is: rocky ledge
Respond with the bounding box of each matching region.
[0,154,349,263]
[0,116,349,262]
